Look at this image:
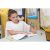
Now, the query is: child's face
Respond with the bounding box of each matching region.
[9,13,19,23]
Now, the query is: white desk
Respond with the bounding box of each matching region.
[0,34,46,42]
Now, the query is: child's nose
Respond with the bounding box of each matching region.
[15,17,18,19]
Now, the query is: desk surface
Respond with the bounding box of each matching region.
[0,34,46,42]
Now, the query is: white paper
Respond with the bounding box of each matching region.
[12,34,26,40]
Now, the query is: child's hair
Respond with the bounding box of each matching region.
[8,9,17,21]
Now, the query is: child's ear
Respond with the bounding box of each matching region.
[8,17,11,21]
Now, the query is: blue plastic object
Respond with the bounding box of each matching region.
[27,15,38,19]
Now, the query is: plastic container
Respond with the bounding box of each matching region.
[27,15,38,19]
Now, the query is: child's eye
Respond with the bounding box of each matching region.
[12,16,18,18]
[12,17,15,18]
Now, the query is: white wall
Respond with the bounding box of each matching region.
[40,9,50,27]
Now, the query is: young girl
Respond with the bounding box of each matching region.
[5,9,34,40]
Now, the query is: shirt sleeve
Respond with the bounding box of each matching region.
[23,21,30,32]
[5,22,13,30]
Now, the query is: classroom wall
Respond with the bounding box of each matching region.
[40,9,50,27]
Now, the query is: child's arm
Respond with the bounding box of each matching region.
[30,26,36,33]
[8,30,17,35]
[8,30,27,35]
[15,31,27,35]
[23,21,36,34]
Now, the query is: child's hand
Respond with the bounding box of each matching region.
[30,26,36,33]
